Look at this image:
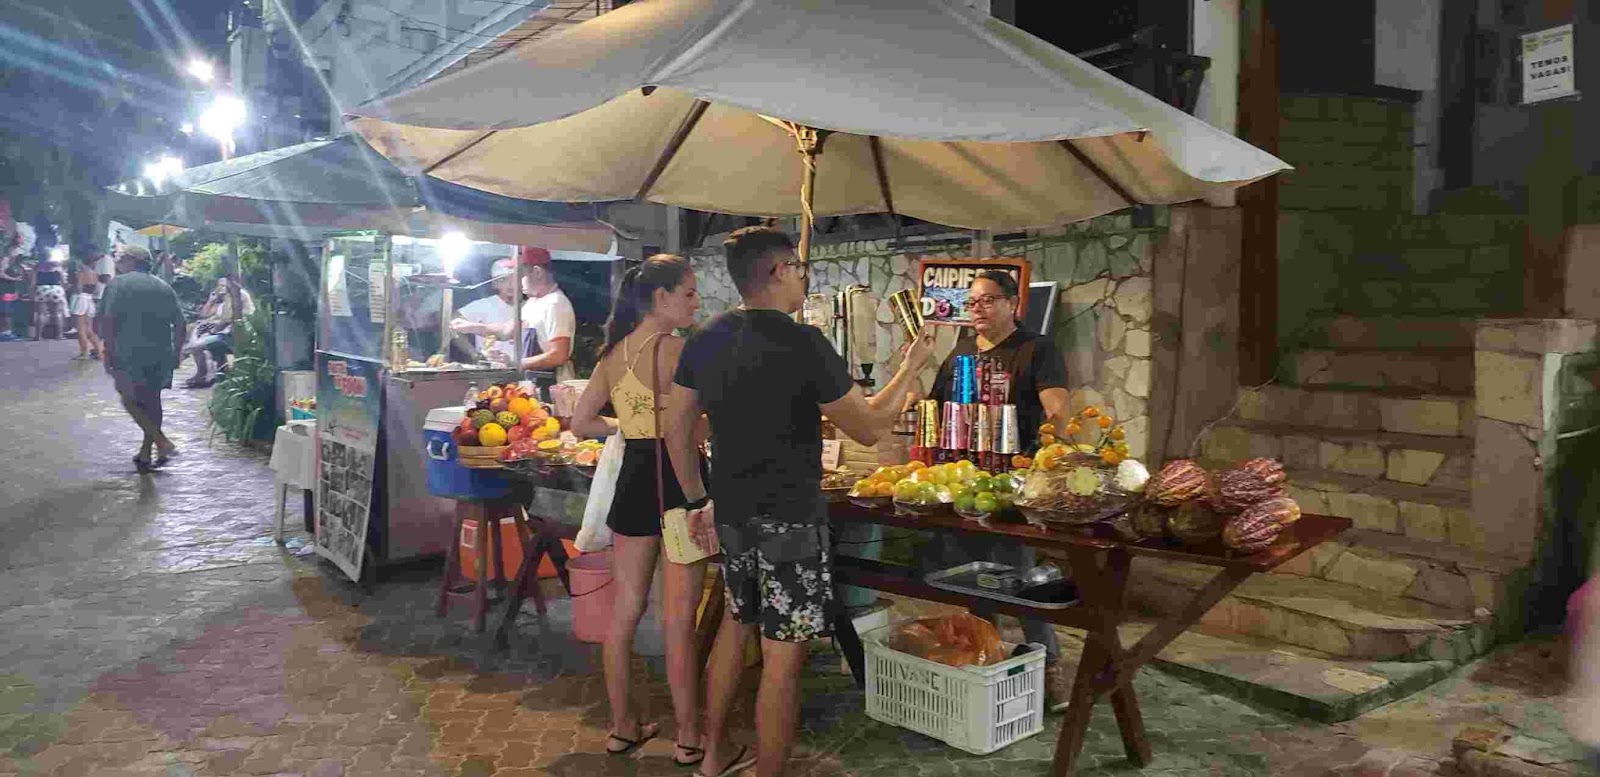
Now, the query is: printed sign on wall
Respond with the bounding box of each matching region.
[916,258,1031,327]
[1523,24,1577,104]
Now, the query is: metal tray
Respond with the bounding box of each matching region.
[924,562,1080,610]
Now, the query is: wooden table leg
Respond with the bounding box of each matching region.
[1051,546,1152,775]
[437,505,466,617]
[473,503,491,633]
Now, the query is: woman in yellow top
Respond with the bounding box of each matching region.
[571,254,709,766]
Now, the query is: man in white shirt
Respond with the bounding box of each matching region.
[451,246,575,390]
[454,257,520,365]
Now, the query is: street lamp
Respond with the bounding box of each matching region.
[142,155,185,187]
[197,94,247,159]
[186,59,215,83]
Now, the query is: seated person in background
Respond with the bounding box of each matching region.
[181,276,253,388]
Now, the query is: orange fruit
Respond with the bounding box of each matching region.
[1011,454,1033,469]
[485,385,504,399]
[1081,406,1099,418]
[1111,426,1125,441]
[1039,423,1056,436]
[905,461,927,471]
[1064,422,1082,436]
[478,423,508,447]
[1098,415,1113,429]
[507,397,535,419]
[1039,433,1056,446]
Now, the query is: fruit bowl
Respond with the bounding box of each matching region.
[953,504,992,521]
[893,498,949,517]
[844,495,896,511]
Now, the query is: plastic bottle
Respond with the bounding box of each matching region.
[463,381,479,410]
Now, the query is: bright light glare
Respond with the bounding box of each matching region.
[142,155,185,186]
[186,59,215,83]
[439,232,471,275]
[197,95,247,144]
[180,123,194,135]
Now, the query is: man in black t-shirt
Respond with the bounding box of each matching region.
[923,269,1074,710]
[665,227,934,777]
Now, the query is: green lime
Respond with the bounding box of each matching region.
[916,482,939,504]
[970,475,993,493]
[949,484,972,501]
[991,476,1015,495]
[973,492,999,514]
[954,493,977,513]
[894,480,920,502]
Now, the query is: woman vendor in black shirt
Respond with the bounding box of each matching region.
[921,269,1073,710]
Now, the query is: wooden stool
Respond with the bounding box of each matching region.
[437,499,521,632]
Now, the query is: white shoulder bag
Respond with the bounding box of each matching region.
[575,432,622,552]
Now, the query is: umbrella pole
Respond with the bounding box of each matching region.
[788,124,826,263]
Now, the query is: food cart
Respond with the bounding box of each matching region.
[314,231,523,582]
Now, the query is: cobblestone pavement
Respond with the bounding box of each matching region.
[0,338,1593,777]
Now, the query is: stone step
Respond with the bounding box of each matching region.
[1127,625,1459,723]
[1128,556,1494,662]
[1265,465,1480,547]
[1309,315,1478,350]
[1268,528,1520,615]
[1199,421,1473,492]
[1287,348,1474,394]
[1237,385,1474,438]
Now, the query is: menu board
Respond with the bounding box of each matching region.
[314,353,383,582]
[917,258,1031,326]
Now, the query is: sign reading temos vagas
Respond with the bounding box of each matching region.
[1523,24,1577,104]
[917,258,1030,326]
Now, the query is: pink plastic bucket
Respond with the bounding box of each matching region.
[568,551,615,644]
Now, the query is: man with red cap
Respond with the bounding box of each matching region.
[451,246,575,393]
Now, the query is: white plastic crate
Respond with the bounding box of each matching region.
[862,625,1045,755]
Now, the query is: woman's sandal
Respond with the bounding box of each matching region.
[605,721,659,756]
[132,456,157,474]
[694,746,755,777]
[673,743,705,767]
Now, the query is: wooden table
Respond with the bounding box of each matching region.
[827,501,1350,776]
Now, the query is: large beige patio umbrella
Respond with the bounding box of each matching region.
[347,0,1288,258]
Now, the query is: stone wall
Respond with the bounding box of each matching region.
[1278,95,1415,213]
[687,210,1168,461]
[1280,212,1526,345]
[1472,319,1600,630]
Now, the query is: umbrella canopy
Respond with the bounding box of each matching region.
[104,136,621,250]
[346,0,1289,234]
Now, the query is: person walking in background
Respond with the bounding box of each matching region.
[98,246,185,473]
[28,248,68,341]
[0,241,22,342]
[70,254,103,359]
[569,254,711,767]
[663,227,935,777]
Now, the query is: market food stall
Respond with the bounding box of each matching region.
[341,0,1309,772]
[313,232,621,582]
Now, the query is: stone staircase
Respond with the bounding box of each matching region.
[1131,316,1528,680]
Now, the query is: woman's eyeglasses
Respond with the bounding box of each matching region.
[963,294,1012,311]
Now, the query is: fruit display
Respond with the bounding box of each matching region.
[1013,406,1145,525]
[1146,459,1212,506]
[1166,501,1227,545]
[1222,495,1302,552]
[1213,458,1288,513]
[845,461,1023,518]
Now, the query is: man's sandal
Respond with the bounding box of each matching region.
[605,721,659,756]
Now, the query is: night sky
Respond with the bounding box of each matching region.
[0,0,235,185]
